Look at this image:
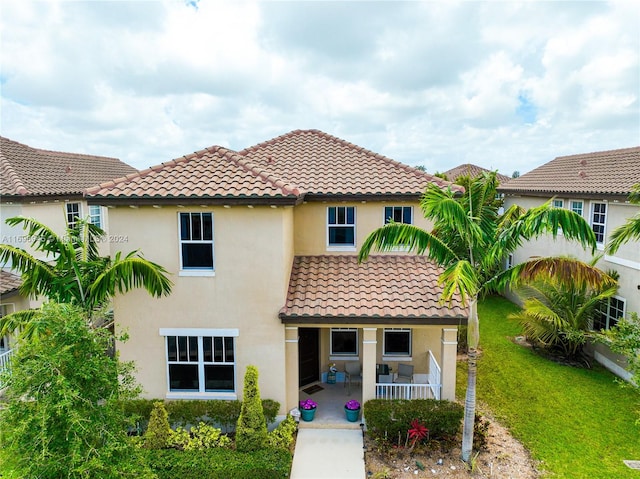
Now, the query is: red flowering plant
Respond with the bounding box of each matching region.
[299,399,317,410]
[407,419,429,449]
[345,400,360,410]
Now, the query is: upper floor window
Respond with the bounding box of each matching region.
[590,203,607,245]
[594,297,625,331]
[384,206,413,225]
[66,202,81,228]
[88,205,103,228]
[330,328,358,356]
[552,199,564,209]
[383,328,412,356]
[179,212,214,271]
[570,200,583,217]
[327,206,355,249]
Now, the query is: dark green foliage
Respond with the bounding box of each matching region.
[473,413,490,450]
[121,398,279,434]
[267,415,297,451]
[143,402,173,450]
[236,365,268,452]
[0,303,153,479]
[144,448,292,479]
[363,399,463,445]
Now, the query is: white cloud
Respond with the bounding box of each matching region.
[0,0,638,177]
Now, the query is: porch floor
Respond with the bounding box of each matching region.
[298,381,362,429]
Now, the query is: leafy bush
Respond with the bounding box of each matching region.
[267,414,297,451]
[143,402,173,450]
[236,365,268,452]
[144,448,292,479]
[364,399,463,445]
[173,422,232,451]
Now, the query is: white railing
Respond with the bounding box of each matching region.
[0,348,14,376]
[375,350,442,400]
[428,350,442,400]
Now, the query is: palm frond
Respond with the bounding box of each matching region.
[4,216,65,258]
[0,309,46,339]
[358,223,457,264]
[606,213,640,254]
[438,260,479,305]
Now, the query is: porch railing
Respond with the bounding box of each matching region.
[375,350,442,400]
[0,348,14,384]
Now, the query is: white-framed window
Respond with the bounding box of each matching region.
[384,206,413,225]
[590,202,607,245]
[552,199,564,209]
[179,212,214,272]
[66,202,81,228]
[160,328,238,398]
[88,205,103,228]
[330,328,358,356]
[570,200,583,217]
[594,297,625,331]
[327,206,356,249]
[383,328,412,357]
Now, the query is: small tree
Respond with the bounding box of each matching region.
[235,365,268,452]
[143,402,173,450]
[0,303,153,478]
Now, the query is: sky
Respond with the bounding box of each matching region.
[1,1,638,177]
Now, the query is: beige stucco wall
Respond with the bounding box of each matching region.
[108,204,294,409]
[293,201,433,255]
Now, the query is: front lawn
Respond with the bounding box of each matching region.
[457,295,639,478]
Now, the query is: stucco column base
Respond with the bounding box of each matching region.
[362,328,377,403]
[440,328,458,401]
[285,326,299,413]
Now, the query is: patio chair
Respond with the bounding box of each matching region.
[343,361,362,395]
[394,363,414,383]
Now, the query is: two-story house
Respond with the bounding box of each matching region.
[498,146,640,379]
[0,136,137,357]
[86,129,469,416]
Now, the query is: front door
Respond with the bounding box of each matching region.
[298,328,319,387]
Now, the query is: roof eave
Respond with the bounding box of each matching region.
[85,195,303,207]
[279,314,467,325]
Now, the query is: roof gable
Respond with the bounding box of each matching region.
[498,147,640,197]
[0,136,137,197]
[86,145,302,203]
[240,130,460,198]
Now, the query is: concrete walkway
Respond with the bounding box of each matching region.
[290,428,366,479]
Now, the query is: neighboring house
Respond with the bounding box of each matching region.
[86,129,469,415]
[498,146,640,379]
[0,136,137,366]
[442,163,511,184]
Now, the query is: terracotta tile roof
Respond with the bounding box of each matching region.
[498,147,640,197]
[442,163,511,184]
[0,136,137,197]
[279,255,468,323]
[0,270,22,295]
[240,130,462,198]
[86,146,302,203]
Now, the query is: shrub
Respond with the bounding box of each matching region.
[178,422,232,451]
[236,365,268,452]
[144,448,291,479]
[143,402,173,450]
[267,414,297,451]
[363,399,463,445]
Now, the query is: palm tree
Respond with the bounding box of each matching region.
[358,172,604,462]
[509,264,617,361]
[0,216,172,338]
[607,183,640,254]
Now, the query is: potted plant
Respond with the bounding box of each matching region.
[344,399,360,422]
[299,399,318,422]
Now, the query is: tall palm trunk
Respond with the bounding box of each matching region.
[461,297,479,462]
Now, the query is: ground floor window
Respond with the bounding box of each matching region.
[330,328,358,356]
[383,328,412,356]
[594,297,625,331]
[160,328,238,394]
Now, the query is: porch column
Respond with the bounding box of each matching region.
[285,326,299,412]
[362,327,377,403]
[440,328,458,401]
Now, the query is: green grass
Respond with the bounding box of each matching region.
[457,295,640,478]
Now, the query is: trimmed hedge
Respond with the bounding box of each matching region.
[144,448,292,479]
[364,399,463,443]
[122,399,279,434]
